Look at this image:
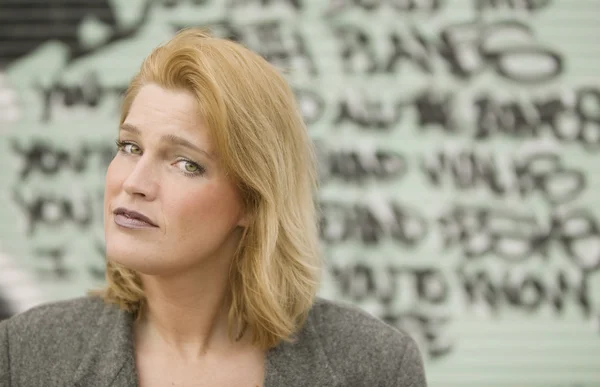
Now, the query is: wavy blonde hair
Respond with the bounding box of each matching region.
[92,28,322,349]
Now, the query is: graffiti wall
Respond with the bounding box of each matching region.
[1,0,599,385]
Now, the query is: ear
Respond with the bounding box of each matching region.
[236,205,252,228]
[237,213,250,228]
[235,187,253,228]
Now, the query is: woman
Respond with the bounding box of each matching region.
[0,28,427,387]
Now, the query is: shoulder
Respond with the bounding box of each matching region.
[308,297,427,386]
[1,296,109,355]
[0,296,114,383]
[2,296,106,336]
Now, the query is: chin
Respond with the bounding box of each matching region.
[105,245,165,275]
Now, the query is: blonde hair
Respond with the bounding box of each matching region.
[92,28,322,349]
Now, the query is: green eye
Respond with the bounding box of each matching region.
[184,162,198,172]
[176,159,205,176]
[128,144,142,154]
[115,140,142,155]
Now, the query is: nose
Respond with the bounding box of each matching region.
[122,156,159,201]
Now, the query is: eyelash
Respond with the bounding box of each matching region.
[114,140,206,177]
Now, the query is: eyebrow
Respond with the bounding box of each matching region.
[119,123,214,160]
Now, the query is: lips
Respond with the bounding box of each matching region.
[113,207,158,227]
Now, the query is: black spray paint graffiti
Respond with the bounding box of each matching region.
[173,19,317,75]
[11,138,116,181]
[334,20,562,83]
[334,89,465,131]
[9,137,111,236]
[34,240,106,281]
[315,142,408,183]
[421,150,586,205]
[12,189,105,236]
[34,246,72,280]
[334,91,403,130]
[157,0,209,7]
[35,72,127,123]
[382,312,452,359]
[330,263,452,358]
[319,200,428,245]
[0,0,152,68]
[325,0,445,14]
[226,0,302,9]
[439,205,600,271]
[331,264,449,306]
[441,19,563,83]
[474,0,552,12]
[90,240,107,280]
[459,266,591,317]
[334,89,457,131]
[338,87,600,151]
[35,72,323,124]
[329,260,596,357]
[474,89,600,151]
[413,91,457,132]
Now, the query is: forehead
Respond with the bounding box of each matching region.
[124,84,212,145]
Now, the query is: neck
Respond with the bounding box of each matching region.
[134,262,243,360]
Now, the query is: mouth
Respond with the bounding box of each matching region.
[113,207,158,228]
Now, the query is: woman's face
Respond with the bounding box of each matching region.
[104,83,247,275]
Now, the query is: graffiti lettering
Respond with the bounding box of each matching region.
[413,90,457,132]
[13,190,103,235]
[330,264,449,305]
[335,92,403,129]
[475,88,600,150]
[0,0,151,67]
[35,72,127,122]
[34,246,72,280]
[334,20,563,83]
[326,0,445,14]
[11,139,115,181]
[439,20,562,83]
[226,0,302,9]
[382,312,453,359]
[421,150,586,205]
[408,87,600,149]
[316,143,408,183]
[319,200,428,245]
[88,240,106,280]
[439,205,600,271]
[459,266,591,316]
[158,0,209,7]
[332,89,456,131]
[474,0,552,12]
[176,20,317,75]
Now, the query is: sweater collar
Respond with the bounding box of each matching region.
[71,299,340,387]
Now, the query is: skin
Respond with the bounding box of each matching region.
[103,83,264,386]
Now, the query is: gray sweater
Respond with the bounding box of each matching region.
[0,296,427,386]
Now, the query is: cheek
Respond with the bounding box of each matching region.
[171,182,243,229]
[174,186,221,220]
[104,159,127,202]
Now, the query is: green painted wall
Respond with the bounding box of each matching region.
[1,0,599,385]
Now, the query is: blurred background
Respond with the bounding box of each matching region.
[1,0,599,386]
